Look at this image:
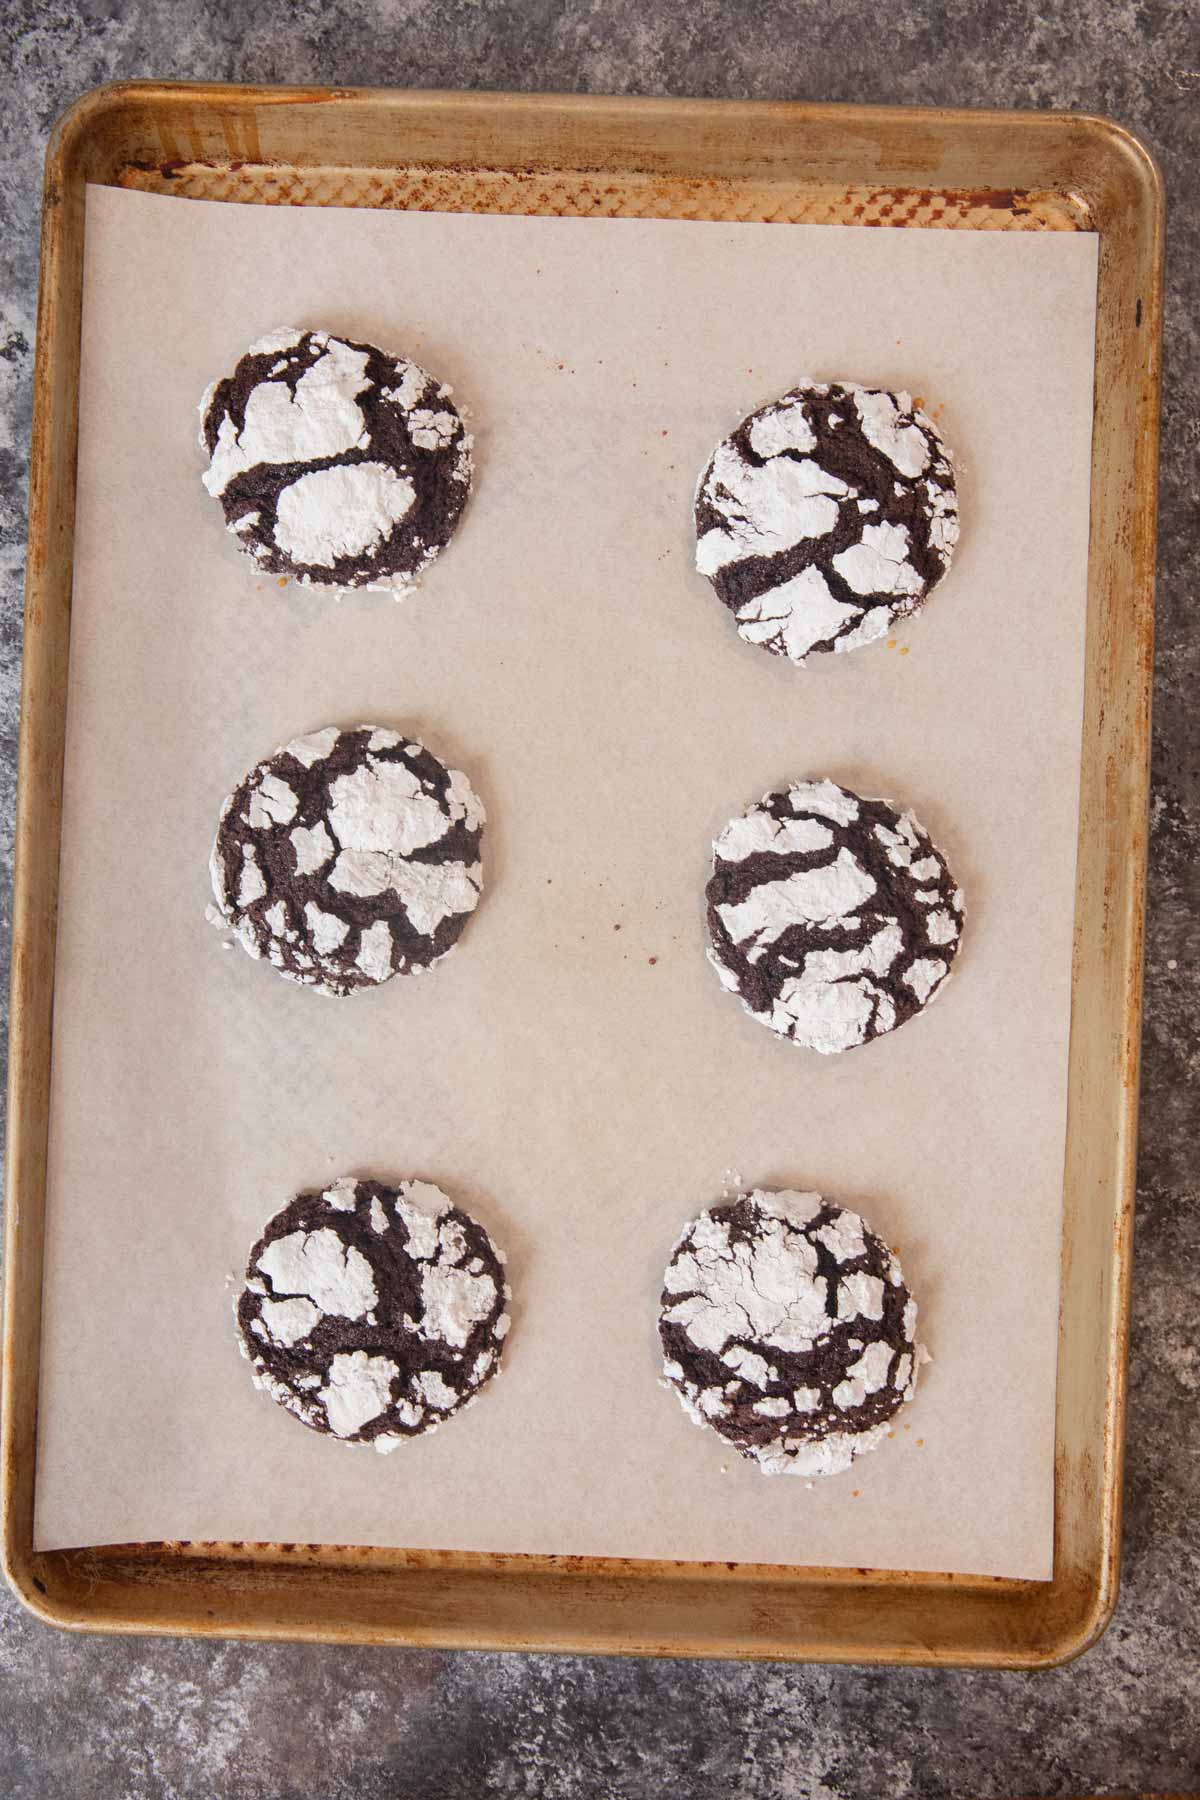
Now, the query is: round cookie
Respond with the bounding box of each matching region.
[706,778,963,1054]
[209,724,485,996]
[659,1189,924,1478]
[199,327,472,593]
[694,379,958,663]
[237,1176,510,1451]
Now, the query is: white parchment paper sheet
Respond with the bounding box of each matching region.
[33,186,1098,1576]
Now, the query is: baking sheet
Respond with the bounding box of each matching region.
[32,185,1098,1577]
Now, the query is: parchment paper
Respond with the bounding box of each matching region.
[33,185,1098,1577]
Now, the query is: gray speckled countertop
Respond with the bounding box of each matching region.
[1,6,1198,1797]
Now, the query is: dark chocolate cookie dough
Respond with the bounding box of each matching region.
[659,1189,924,1477]
[695,379,958,662]
[209,725,485,996]
[237,1177,510,1449]
[200,328,472,592]
[706,778,963,1053]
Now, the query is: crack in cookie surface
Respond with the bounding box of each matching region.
[695,380,958,662]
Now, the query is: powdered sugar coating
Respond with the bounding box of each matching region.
[659,1189,924,1478]
[237,1178,509,1449]
[199,328,473,594]
[695,379,959,663]
[210,725,485,996]
[706,778,964,1053]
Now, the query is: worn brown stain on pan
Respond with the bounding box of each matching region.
[115,157,1089,230]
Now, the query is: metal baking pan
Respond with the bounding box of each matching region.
[1,82,1162,1663]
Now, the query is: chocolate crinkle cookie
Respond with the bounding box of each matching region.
[237,1177,510,1450]
[659,1190,926,1478]
[199,327,473,593]
[706,778,963,1054]
[209,724,485,996]
[695,379,958,662]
